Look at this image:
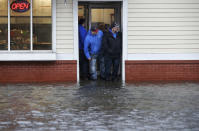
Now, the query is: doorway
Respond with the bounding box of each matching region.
[78,1,122,81]
[78,2,121,30]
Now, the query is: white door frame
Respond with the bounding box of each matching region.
[73,0,128,82]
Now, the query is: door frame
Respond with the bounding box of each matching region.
[78,2,121,31]
[79,2,121,29]
[73,0,128,82]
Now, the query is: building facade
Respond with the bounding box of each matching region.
[0,0,199,83]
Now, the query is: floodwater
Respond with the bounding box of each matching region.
[0,81,199,131]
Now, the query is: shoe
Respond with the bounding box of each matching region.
[111,78,116,82]
[89,77,97,81]
[81,76,89,80]
[100,76,106,80]
[105,77,111,81]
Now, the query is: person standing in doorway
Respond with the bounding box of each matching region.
[98,24,108,80]
[102,22,122,81]
[84,25,103,80]
[78,18,88,80]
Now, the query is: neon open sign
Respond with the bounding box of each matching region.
[11,0,30,13]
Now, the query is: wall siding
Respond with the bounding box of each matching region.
[128,0,199,54]
[56,0,74,54]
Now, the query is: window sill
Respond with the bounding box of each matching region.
[0,52,56,61]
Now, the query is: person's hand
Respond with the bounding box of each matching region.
[88,58,91,61]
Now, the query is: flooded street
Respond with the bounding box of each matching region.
[0,81,199,131]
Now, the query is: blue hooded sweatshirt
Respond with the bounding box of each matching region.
[109,28,117,38]
[84,30,103,59]
[78,24,87,50]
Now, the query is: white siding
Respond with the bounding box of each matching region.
[56,0,74,54]
[128,0,199,54]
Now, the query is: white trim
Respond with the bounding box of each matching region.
[78,0,123,2]
[128,54,199,60]
[52,0,56,53]
[74,0,127,82]
[122,0,128,82]
[30,0,33,51]
[0,50,53,53]
[73,0,79,82]
[1,0,56,61]
[0,53,56,61]
[56,53,74,60]
[8,0,10,51]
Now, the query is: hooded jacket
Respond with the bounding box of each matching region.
[78,24,87,50]
[102,29,122,58]
[84,30,103,59]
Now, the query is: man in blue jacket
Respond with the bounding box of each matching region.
[84,25,103,80]
[79,18,88,80]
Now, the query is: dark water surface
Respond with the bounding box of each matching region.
[0,81,199,131]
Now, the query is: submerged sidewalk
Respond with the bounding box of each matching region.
[0,82,199,131]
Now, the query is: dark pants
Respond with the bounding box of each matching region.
[104,56,120,81]
[79,50,89,79]
[98,55,106,79]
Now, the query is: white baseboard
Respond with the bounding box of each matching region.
[0,52,56,61]
[56,53,74,60]
[127,53,199,60]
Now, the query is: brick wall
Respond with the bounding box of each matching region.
[2,60,198,83]
[126,60,199,82]
[0,61,77,83]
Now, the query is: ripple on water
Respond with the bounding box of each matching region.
[0,82,199,130]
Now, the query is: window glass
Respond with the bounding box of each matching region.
[10,0,30,50]
[33,0,52,50]
[78,5,89,30]
[0,0,8,50]
[91,9,114,30]
[78,5,85,19]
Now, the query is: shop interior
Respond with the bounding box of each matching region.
[0,0,52,50]
[78,2,122,81]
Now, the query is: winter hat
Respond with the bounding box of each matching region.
[111,22,120,28]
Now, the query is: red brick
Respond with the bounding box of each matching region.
[126,60,199,83]
[0,61,77,83]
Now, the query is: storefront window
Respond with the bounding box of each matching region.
[0,0,52,51]
[33,0,52,50]
[91,9,115,28]
[10,0,30,50]
[0,0,8,50]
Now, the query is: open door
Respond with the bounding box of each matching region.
[78,2,122,81]
[79,2,121,30]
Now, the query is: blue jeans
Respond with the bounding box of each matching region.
[89,54,98,80]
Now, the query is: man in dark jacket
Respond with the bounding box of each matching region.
[78,18,88,80]
[102,23,122,81]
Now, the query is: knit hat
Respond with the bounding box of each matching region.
[111,22,120,28]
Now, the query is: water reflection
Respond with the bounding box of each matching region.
[0,82,199,130]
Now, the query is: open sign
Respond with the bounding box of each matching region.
[11,0,30,13]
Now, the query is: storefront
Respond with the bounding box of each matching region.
[0,0,199,83]
[0,0,56,56]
